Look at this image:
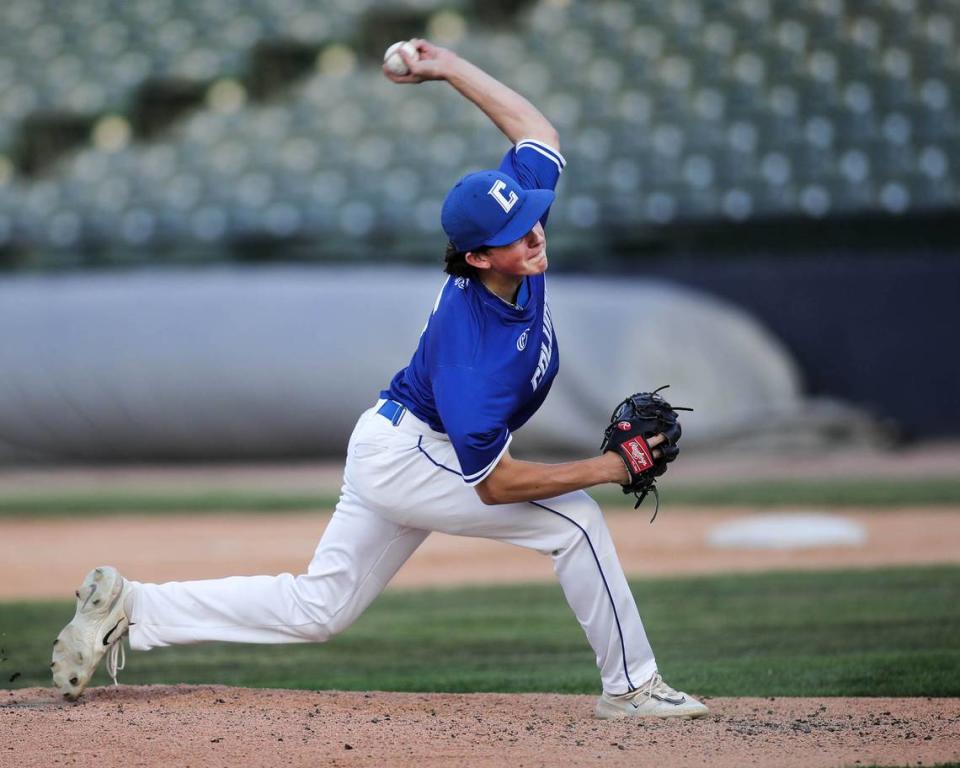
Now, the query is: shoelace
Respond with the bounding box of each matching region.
[645,673,671,697]
[106,641,126,686]
[618,673,679,703]
[637,672,684,703]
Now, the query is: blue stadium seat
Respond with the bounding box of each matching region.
[2,0,958,254]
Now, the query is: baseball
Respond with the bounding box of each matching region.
[383,40,418,75]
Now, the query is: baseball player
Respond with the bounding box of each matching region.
[51,40,707,720]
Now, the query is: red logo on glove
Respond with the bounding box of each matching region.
[616,421,632,431]
[620,436,653,474]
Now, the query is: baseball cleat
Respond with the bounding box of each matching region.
[595,673,709,720]
[51,566,131,701]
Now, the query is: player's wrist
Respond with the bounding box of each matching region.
[601,451,630,485]
[419,46,459,82]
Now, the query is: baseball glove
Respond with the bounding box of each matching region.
[600,385,691,522]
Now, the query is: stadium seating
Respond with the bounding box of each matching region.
[0,0,957,259]
[0,0,360,152]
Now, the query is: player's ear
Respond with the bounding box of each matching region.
[464,249,492,270]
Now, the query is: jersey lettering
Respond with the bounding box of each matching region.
[517,329,529,351]
[488,180,518,213]
[530,304,554,391]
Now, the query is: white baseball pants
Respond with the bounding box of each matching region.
[128,401,657,694]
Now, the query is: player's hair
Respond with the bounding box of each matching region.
[443,241,488,279]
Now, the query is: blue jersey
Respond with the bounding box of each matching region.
[383,139,566,484]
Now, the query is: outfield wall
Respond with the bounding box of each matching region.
[0,266,878,462]
[632,248,960,439]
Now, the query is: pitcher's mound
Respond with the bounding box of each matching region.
[4,685,958,768]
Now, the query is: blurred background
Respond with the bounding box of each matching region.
[0,0,959,462]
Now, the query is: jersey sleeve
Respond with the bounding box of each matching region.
[498,139,566,230]
[432,364,513,485]
[498,139,566,192]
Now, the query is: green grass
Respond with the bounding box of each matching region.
[0,490,341,517]
[2,566,958,696]
[592,476,960,508]
[0,476,958,518]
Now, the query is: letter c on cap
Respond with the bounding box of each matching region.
[488,180,518,213]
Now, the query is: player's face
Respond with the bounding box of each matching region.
[483,223,548,277]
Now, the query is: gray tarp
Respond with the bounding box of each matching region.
[0,266,878,462]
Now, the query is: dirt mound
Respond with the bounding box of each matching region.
[3,685,958,768]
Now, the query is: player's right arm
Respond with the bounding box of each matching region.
[383,39,559,150]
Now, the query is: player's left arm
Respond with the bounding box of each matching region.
[475,441,667,506]
[383,39,559,150]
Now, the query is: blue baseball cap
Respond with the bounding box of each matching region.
[441,170,555,252]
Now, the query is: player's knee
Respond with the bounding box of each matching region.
[550,495,606,555]
[324,611,359,638]
[289,576,338,639]
[572,495,605,532]
[291,606,334,642]
[301,623,332,642]
[291,574,366,641]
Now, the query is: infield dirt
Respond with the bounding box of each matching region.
[3,506,959,599]
[3,685,959,768]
